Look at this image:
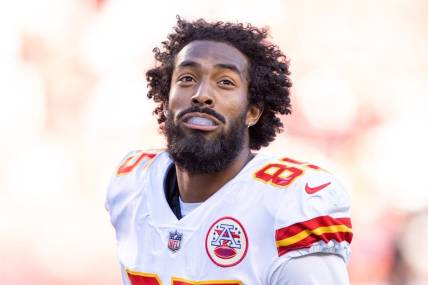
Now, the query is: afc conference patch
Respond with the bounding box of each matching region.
[205,217,248,267]
[168,230,183,252]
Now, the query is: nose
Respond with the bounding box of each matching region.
[191,80,214,107]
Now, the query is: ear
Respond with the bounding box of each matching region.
[246,105,263,127]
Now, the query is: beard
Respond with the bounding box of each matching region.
[165,107,247,174]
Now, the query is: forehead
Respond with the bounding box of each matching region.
[174,40,249,74]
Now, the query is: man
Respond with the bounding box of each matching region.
[106,17,352,284]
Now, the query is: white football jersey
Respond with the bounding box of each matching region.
[106,150,352,285]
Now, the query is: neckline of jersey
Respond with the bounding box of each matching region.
[157,151,265,224]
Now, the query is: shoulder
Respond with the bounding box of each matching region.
[105,149,168,217]
[115,149,164,176]
[251,154,353,261]
[251,154,349,200]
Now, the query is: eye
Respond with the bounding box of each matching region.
[218,79,236,87]
[178,75,195,83]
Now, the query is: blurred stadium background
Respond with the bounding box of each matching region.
[1,0,428,284]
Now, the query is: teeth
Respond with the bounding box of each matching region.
[188,116,215,126]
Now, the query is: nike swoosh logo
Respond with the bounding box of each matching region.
[305,182,331,194]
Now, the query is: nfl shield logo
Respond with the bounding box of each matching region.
[168,230,183,252]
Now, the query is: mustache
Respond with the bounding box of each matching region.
[176,106,226,124]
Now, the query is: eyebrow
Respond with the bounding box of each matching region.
[176,60,243,77]
[215,63,241,76]
[177,60,201,69]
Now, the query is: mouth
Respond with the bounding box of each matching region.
[181,112,220,131]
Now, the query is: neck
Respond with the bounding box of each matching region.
[175,147,253,203]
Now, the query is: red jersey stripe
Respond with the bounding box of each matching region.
[277,231,353,256]
[276,215,352,241]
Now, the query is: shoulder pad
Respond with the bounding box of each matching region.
[115,149,161,176]
[267,156,352,260]
[105,149,163,224]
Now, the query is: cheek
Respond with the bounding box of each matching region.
[167,88,185,111]
[223,92,249,118]
[168,81,197,105]
[167,88,194,124]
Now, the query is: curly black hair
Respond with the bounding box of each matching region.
[146,17,292,150]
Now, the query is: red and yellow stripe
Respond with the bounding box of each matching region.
[172,277,242,285]
[275,215,352,256]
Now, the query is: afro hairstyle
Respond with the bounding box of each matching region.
[146,16,292,150]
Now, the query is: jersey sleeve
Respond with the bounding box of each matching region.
[273,169,353,262]
[269,253,350,285]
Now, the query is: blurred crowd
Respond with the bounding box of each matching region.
[1,0,427,284]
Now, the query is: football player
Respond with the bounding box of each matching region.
[106,17,352,284]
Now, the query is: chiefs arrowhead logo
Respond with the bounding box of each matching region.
[305,182,331,194]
